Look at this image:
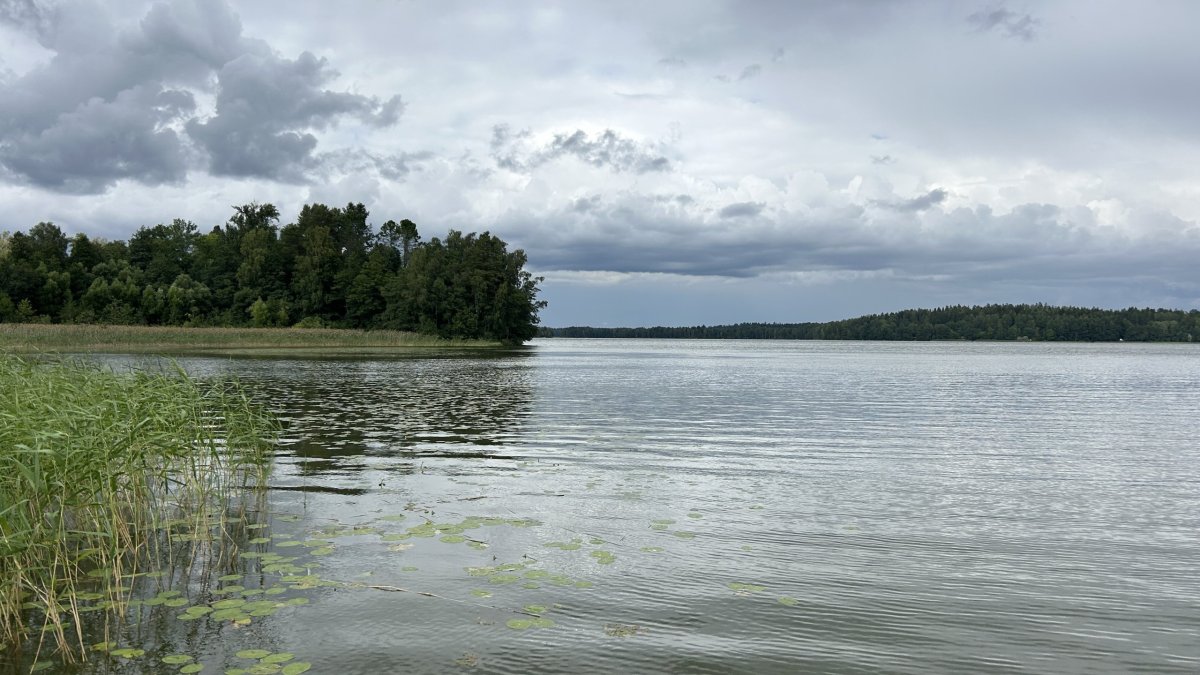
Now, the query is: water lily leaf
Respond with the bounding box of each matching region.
[247,537,271,544]
[236,649,272,659]
[280,663,312,675]
[672,531,696,539]
[530,618,555,628]
[651,519,676,525]
[440,535,467,544]
[470,589,492,598]
[309,547,335,556]
[487,574,520,584]
[210,608,250,621]
[379,533,410,542]
[247,665,282,674]
[506,618,533,630]
[260,653,295,664]
[219,574,244,582]
[212,598,246,609]
[92,641,118,652]
[162,655,194,664]
[523,604,548,615]
[777,596,799,606]
[213,585,245,595]
[467,541,489,550]
[180,664,204,673]
[574,580,595,589]
[728,582,767,593]
[111,648,145,658]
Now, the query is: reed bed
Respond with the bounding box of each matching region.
[0,354,277,660]
[0,324,501,353]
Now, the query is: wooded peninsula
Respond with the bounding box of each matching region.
[0,203,545,344]
[543,304,1200,342]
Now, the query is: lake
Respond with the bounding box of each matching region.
[12,339,1200,673]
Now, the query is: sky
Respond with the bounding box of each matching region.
[2,0,1199,326]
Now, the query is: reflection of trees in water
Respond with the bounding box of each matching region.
[241,354,535,467]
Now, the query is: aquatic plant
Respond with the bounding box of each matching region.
[0,354,276,660]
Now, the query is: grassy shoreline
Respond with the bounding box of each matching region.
[0,323,505,354]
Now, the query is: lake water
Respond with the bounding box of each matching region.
[13,339,1200,673]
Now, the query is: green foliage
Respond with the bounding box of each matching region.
[0,355,275,650]
[0,203,544,342]
[545,304,1200,342]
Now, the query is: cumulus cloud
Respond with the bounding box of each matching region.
[0,85,193,193]
[188,50,401,181]
[967,6,1038,41]
[0,0,403,191]
[490,124,670,174]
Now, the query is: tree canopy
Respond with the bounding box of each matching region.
[543,304,1200,342]
[0,203,545,344]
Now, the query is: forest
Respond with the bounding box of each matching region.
[544,304,1200,342]
[0,203,545,344]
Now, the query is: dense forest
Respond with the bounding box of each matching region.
[544,304,1200,342]
[0,203,545,343]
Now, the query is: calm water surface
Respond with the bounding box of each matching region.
[34,340,1200,673]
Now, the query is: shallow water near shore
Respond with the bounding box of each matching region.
[8,339,1200,674]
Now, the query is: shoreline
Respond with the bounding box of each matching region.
[0,323,507,354]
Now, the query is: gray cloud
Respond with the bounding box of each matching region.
[491,125,670,174]
[0,0,402,191]
[967,6,1038,41]
[0,0,57,45]
[0,85,193,193]
[873,188,948,213]
[871,155,896,165]
[719,201,765,218]
[188,50,401,181]
[737,64,762,81]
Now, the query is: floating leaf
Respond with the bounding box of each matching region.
[672,531,696,540]
[281,663,312,675]
[589,550,616,565]
[506,618,533,630]
[219,574,244,582]
[212,598,247,609]
[111,648,146,658]
[523,604,548,615]
[651,519,676,525]
[387,543,414,552]
[92,641,118,652]
[260,653,295,664]
[640,546,663,553]
[236,649,272,659]
[211,608,250,621]
[777,596,798,606]
[309,547,335,556]
[487,574,520,585]
[440,535,467,544]
[728,582,767,593]
[470,589,492,598]
[574,580,595,589]
[180,664,205,673]
[162,655,194,665]
[687,512,702,519]
[247,537,271,545]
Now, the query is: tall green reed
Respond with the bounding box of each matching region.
[0,354,276,659]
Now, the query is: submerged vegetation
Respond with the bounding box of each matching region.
[0,355,276,660]
[543,303,1200,342]
[0,203,545,344]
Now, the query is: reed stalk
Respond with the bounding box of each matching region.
[0,354,276,660]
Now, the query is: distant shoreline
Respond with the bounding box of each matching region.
[540,304,1200,342]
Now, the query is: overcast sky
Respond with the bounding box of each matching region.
[2,0,1198,326]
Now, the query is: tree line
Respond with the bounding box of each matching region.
[543,304,1200,342]
[0,203,545,344]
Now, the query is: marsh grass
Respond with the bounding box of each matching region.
[0,324,503,354]
[0,354,276,661]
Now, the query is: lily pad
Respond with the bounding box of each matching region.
[236,649,272,659]
[111,648,146,658]
[440,535,467,544]
[260,653,295,664]
[309,547,336,556]
[777,596,799,606]
[281,664,312,675]
[672,531,696,540]
[162,655,194,665]
[247,537,271,545]
[506,618,534,630]
[219,574,244,582]
[180,664,204,673]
